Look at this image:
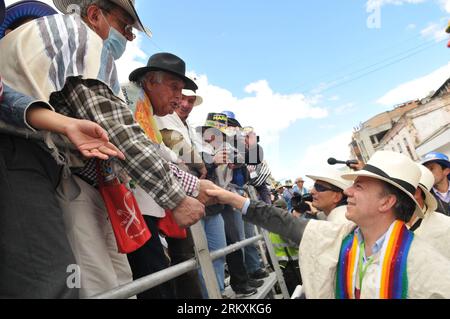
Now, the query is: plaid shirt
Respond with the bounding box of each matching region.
[50,77,199,210]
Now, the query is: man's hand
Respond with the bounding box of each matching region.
[206,188,247,211]
[172,196,205,227]
[196,180,220,206]
[349,160,365,171]
[64,119,125,160]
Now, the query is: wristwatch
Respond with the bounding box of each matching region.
[192,180,200,198]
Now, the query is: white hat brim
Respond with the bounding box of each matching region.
[306,174,350,191]
[53,0,152,37]
[418,185,438,215]
[342,170,424,218]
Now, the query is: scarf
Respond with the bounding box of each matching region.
[335,220,414,299]
[121,83,162,144]
[0,14,122,101]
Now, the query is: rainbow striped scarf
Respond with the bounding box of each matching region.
[335,220,414,299]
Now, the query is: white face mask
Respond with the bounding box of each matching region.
[101,12,128,60]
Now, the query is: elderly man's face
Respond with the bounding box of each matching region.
[144,73,184,116]
[176,95,196,122]
[310,180,343,215]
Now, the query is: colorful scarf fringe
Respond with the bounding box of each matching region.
[335,220,414,299]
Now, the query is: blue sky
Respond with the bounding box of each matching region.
[129,0,450,184]
[9,0,450,185]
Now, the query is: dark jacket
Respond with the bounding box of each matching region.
[244,200,310,246]
[432,189,450,216]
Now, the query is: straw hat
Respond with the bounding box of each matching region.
[53,0,152,37]
[416,164,438,215]
[307,167,353,191]
[182,89,203,107]
[341,151,424,218]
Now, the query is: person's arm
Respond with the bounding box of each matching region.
[27,107,125,160]
[53,78,188,209]
[206,188,309,245]
[0,84,124,160]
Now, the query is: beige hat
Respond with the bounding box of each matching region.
[416,164,438,215]
[283,179,294,188]
[341,151,424,218]
[307,167,353,191]
[182,89,203,107]
[53,0,152,37]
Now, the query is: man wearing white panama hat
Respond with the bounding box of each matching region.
[406,164,450,260]
[156,87,207,179]
[306,167,352,223]
[206,151,450,298]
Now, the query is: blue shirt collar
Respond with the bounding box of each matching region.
[355,228,387,258]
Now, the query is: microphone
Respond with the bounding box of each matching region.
[328,158,359,166]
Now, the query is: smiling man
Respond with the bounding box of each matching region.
[206,151,450,298]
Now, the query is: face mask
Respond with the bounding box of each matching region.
[104,26,127,60]
[101,12,128,60]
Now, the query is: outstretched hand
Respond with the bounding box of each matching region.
[205,188,247,211]
[64,119,125,161]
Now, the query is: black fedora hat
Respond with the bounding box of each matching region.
[129,52,198,91]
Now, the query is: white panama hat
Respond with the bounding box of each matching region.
[306,166,353,191]
[182,89,203,107]
[341,151,424,218]
[53,0,152,37]
[416,164,438,215]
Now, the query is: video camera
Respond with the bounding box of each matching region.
[291,193,313,214]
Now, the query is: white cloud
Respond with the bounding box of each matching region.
[421,22,448,41]
[188,75,328,148]
[116,34,148,83]
[367,0,450,12]
[377,62,450,106]
[292,131,354,188]
[334,103,356,115]
[438,0,450,12]
[366,0,426,11]
[329,95,340,101]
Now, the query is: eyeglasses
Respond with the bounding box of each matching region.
[101,8,136,40]
[313,182,341,193]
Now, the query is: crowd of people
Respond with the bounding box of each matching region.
[0,0,449,299]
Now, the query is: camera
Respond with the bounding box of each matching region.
[291,193,313,214]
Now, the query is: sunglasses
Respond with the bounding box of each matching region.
[313,183,341,193]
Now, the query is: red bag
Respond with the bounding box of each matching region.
[158,210,187,239]
[97,161,151,253]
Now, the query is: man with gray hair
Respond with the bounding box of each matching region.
[0,0,206,297]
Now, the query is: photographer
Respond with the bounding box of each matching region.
[290,193,317,220]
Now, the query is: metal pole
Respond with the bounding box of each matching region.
[90,259,198,299]
[190,222,222,299]
[261,229,290,299]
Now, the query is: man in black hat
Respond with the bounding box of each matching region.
[122,52,213,299]
[0,0,206,298]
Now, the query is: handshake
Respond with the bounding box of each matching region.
[172,180,247,228]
